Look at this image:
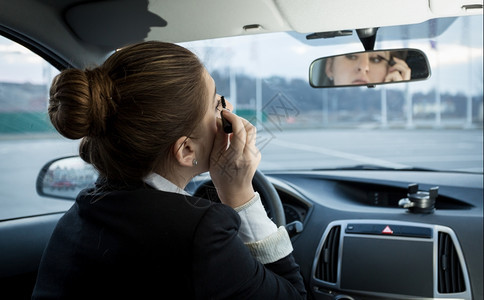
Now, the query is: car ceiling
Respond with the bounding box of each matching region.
[0,0,482,69]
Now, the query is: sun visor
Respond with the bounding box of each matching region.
[65,0,167,50]
[274,0,431,33]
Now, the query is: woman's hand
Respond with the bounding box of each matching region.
[384,57,411,82]
[209,110,261,208]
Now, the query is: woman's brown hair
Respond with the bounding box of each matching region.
[48,41,208,184]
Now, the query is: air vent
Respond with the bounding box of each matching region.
[315,225,341,283]
[438,232,466,293]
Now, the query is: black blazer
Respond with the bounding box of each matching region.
[32,180,306,299]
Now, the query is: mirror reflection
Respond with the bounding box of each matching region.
[37,156,98,200]
[309,48,430,88]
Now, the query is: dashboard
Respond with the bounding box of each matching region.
[190,170,483,300]
[0,169,481,299]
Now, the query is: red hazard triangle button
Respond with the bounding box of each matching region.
[382,225,393,234]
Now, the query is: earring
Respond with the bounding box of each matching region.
[192,159,198,166]
[329,76,334,81]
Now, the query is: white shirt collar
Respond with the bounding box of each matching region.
[143,172,190,196]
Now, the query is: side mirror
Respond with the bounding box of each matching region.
[36,156,98,200]
[309,48,431,88]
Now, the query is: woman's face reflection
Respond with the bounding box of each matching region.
[325,51,391,85]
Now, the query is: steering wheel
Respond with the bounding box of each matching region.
[251,170,286,227]
[193,170,286,227]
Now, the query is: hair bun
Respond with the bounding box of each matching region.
[48,67,116,139]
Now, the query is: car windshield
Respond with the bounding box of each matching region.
[180,15,483,173]
[0,15,482,220]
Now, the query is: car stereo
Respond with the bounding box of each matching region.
[311,220,471,300]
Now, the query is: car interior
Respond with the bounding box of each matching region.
[1,0,483,299]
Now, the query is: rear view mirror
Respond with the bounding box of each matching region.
[309,48,430,88]
[36,156,98,200]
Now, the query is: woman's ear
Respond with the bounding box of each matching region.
[173,136,196,167]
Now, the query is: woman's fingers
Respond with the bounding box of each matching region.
[243,119,261,162]
[385,70,403,82]
[221,109,246,152]
[209,111,261,207]
[386,57,411,82]
[210,110,260,175]
[394,57,411,80]
[223,112,260,165]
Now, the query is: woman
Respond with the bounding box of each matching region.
[325,50,411,86]
[32,41,306,299]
